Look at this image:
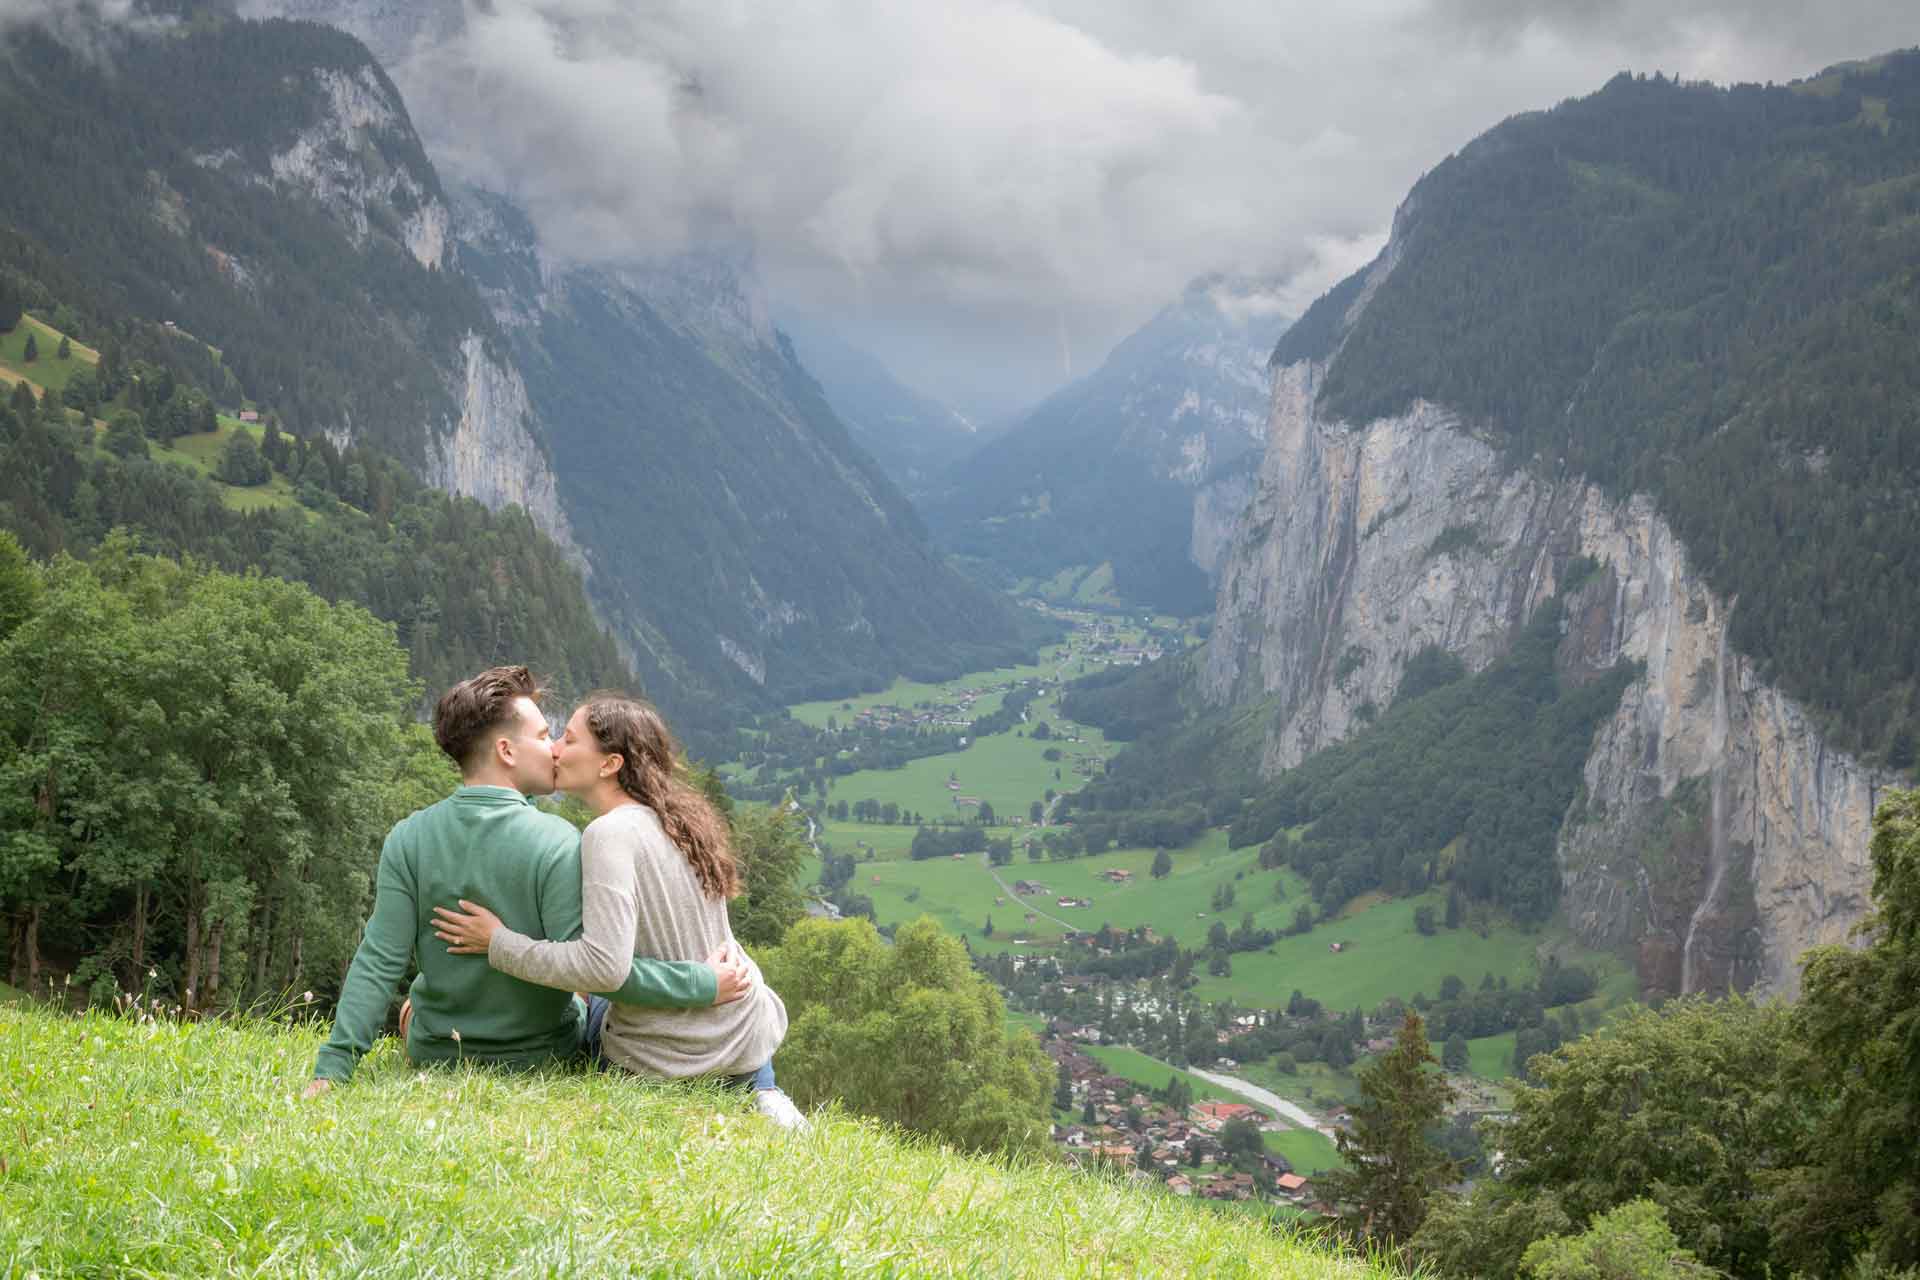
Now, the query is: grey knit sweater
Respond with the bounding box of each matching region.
[488,803,787,1079]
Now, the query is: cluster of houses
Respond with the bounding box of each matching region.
[1044,1030,1326,1212]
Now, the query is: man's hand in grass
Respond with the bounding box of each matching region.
[301,1078,332,1100]
[707,943,754,1005]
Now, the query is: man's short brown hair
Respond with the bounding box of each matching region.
[433,665,545,770]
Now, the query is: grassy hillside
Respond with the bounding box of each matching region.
[0,1003,1391,1278]
[0,312,97,394]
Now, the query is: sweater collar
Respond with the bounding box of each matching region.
[453,784,538,807]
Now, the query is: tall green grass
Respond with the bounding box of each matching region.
[0,1002,1395,1278]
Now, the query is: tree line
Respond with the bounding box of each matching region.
[1308,789,1920,1280]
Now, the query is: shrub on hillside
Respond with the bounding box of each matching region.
[758,916,1052,1156]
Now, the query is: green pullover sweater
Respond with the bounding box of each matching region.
[313,786,717,1082]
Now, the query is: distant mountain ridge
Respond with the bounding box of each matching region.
[777,315,980,498]
[926,276,1291,615]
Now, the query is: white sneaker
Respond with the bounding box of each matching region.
[753,1087,811,1132]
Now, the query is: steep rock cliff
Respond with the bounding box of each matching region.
[423,334,577,557]
[1203,358,1884,997]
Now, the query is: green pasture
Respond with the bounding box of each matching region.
[856,823,1625,1017]
[0,313,99,395]
[824,696,1115,820]
[1467,1031,1518,1081]
[816,819,921,860]
[1188,888,1555,1011]
[857,861,1014,949]
[1263,1127,1345,1176]
[1082,1044,1253,1111]
[1241,1059,1364,1109]
[788,647,1076,729]
[161,416,303,512]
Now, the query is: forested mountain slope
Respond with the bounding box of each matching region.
[1099,54,1919,999]
[454,195,1037,746]
[0,8,1035,750]
[779,316,982,498]
[926,277,1290,615]
[1276,56,1920,762]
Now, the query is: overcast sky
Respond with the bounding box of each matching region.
[305,0,1915,419]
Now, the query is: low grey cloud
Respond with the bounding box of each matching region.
[260,0,1917,413]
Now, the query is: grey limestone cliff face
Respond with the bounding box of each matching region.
[1202,362,1883,997]
[262,62,449,271]
[423,334,577,558]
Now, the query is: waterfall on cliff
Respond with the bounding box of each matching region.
[1681,609,1735,994]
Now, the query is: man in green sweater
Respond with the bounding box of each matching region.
[302,666,751,1095]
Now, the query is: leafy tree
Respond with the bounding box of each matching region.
[1428,998,1801,1280]
[0,543,423,1003]
[758,916,1052,1155]
[1783,787,1920,1274]
[1442,1034,1469,1072]
[1151,847,1172,879]
[1521,1199,1717,1280]
[1220,1117,1264,1160]
[1317,1011,1458,1247]
[102,410,147,459]
[1415,905,1437,936]
[217,430,268,486]
[725,803,809,948]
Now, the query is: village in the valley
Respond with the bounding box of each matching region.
[1043,1027,1325,1210]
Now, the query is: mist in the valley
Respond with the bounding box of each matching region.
[254,0,1918,419]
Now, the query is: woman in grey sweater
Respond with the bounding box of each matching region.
[432,693,803,1128]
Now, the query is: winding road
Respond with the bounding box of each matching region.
[1188,1067,1336,1136]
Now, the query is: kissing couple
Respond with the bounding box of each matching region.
[301,665,805,1129]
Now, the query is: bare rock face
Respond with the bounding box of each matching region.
[1203,357,1884,997]
[423,334,578,559]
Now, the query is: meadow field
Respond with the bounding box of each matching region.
[0,312,98,395]
[0,1003,1392,1279]
[815,683,1120,820]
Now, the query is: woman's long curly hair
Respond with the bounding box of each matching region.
[581,692,740,901]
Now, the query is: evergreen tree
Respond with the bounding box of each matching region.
[260,417,287,471]
[1443,1034,1470,1072]
[218,431,268,486]
[21,331,36,362]
[1053,1062,1073,1111]
[55,335,69,360]
[102,410,147,459]
[1318,1011,1458,1247]
[1151,847,1172,879]
[1445,886,1462,930]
